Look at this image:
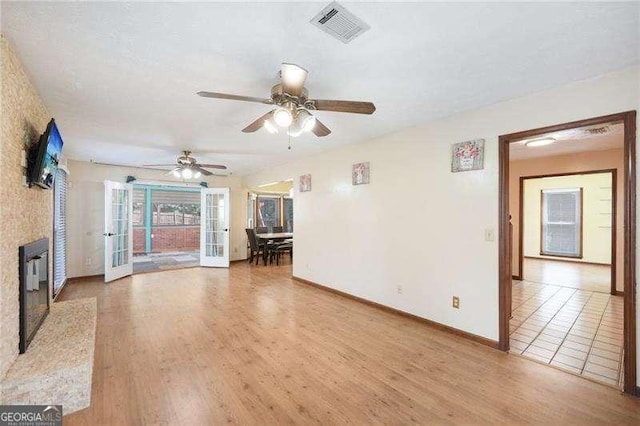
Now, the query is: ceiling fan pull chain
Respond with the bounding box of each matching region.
[288,129,292,150]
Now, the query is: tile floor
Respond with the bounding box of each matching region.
[510,280,624,388]
[523,258,611,293]
[133,250,200,273]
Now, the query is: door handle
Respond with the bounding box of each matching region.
[223,228,229,232]
[103,232,115,237]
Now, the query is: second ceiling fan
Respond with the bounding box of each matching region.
[144,150,227,179]
[197,63,376,138]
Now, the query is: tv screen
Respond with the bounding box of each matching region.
[30,118,64,189]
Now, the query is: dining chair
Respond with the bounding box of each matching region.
[268,242,293,266]
[255,227,268,234]
[272,226,283,233]
[245,228,266,265]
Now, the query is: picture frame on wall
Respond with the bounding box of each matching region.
[451,138,485,172]
[299,174,312,192]
[352,162,370,185]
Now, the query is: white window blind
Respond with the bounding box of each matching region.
[541,188,582,257]
[53,168,67,294]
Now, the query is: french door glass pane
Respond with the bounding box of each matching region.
[111,189,130,267]
[205,194,226,257]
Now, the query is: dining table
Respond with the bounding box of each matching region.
[256,232,293,265]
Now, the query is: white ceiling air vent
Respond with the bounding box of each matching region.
[311,2,370,44]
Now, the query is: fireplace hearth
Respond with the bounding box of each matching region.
[18,238,50,353]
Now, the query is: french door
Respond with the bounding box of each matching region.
[104,180,133,282]
[200,188,230,267]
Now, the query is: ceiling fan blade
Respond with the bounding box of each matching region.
[242,109,276,133]
[197,91,272,105]
[143,164,180,167]
[280,63,308,97]
[198,164,228,170]
[312,99,376,115]
[311,118,331,137]
[193,166,212,176]
[166,168,180,176]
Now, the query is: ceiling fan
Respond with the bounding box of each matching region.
[197,63,376,137]
[144,150,227,179]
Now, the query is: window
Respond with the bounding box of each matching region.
[247,195,256,229]
[249,193,293,232]
[132,185,201,254]
[283,197,293,232]
[133,188,145,227]
[151,190,201,226]
[541,188,582,258]
[256,195,281,231]
[53,168,67,296]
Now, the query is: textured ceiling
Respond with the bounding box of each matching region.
[510,123,624,161]
[1,2,638,175]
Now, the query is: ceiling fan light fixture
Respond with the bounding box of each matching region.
[288,112,304,137]
[287,123,304,138]
[194,171,202,179]
[525,137,556,147]
[281,63,308,88]
[263,119,278,134]
[297,108,316,132]
[273,108,293,127]
[182,168,193,179]
[172,170,181,178]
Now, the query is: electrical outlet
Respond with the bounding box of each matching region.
[484,228,495,242]
[234,247,238,253]
[452,296,460,309]
[85,257,92,267]
[397,285,403,294]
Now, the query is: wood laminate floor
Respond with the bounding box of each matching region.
[59,263,640,424]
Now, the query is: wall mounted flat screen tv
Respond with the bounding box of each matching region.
[29,118,64,189]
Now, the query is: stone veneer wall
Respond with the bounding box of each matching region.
[0,34,52,379]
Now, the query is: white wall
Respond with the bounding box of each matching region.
[523,173,613,264]
[66,160,247,278]
[244,66,640,379]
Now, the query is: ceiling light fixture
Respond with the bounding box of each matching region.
[525,137,556,147]
[172,170,181,178]
[182,168,193,179]
[273,108,293,127]
[263,119,278,134]
[194,171,202,179]
[287,120,304,138]
[297,108,316,132]
[280,63,308,88]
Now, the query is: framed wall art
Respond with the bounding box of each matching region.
[299,174,312,192]
[451,139,485,172]
[352,162,370,185]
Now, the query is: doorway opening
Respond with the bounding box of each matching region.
[247,180,294,266]
[519,170,616,294]
[499,111,636,394]
[132,184,201,274]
